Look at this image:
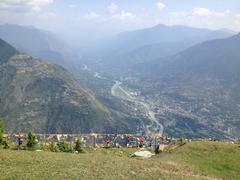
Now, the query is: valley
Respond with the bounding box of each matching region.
[1,2,240,179]
[80,64,164,135]
[0,23,240,139]
[111,80,164,135]
[77,31,240,139]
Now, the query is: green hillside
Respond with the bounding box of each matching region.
[123,33,240,139]
[0,38,132,133]
[0,141,239,179]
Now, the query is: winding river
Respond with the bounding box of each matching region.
[82,64,164,135]
[111,81,164,135]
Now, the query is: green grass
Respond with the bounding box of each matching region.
[161,141,240,179]
[0,141,239,180]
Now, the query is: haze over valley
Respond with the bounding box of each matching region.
[0,0,240,140]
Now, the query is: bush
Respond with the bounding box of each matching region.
[0,118,9,149]
[49,142,60,152]
[178,137,186,146]
[74,139,86,153]
[0,118,4,145]
[2,140,9,149]
[26,131,37,149]
[237,139,240,144]
[57,141,73,153]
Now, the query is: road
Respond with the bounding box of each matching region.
[111,81,164,135]
[82,64,164,135]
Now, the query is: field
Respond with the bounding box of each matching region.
[0,141,240,180]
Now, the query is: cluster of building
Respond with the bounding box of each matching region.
[5,133,177,148]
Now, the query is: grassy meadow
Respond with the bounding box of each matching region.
[0,141,240,180]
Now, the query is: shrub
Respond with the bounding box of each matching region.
[2,140,9,149]
[74,139,86,153]
[26,131,37,149]
[57,141,73,153]
[237,139,240,144]
[49,142,60,152]
[0,118,4,145]
[178,137,186,146]
[0,118,9,149]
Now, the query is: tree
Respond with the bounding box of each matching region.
[74,139,86,153]
[178,137,186,146]
[26,131,37,149]
[2,140,9,149]
[0,118,9,149]
[57,141,73,152]
[0,118,4,144]
[49,142,60,152]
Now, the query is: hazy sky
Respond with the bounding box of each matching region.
[0,0,240,44]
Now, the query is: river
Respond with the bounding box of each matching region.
[82,64,164,135]
[111,81,164,136]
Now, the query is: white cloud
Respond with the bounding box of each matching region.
[235,18,240,22]
[192,8,211,16]
[107,3,136,22]
[27,0,53,11]
[85,11,100,20]
[0,0,53,12]
[165,8,240,31]
[235,14,240,25]
[192,8,226,17]
[113,10,136,21]
[156,1,165,11]
[37,11,57,19]
[68,4,76,9]
[107,3,119,14]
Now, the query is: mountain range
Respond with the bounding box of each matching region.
[0,24,79,69]
[83,24,233,72]
[0,38,135,133]
[0,23,240,139]
[126,33,240,138]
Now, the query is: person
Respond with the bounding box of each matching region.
[113,134,118,147]
[139,137,144,148]
[104,135,110,148]
[17,134,23,150]
[125,135,129,147]
[155,144,160,154]
[149,141,152,147]
[126,135,133,148]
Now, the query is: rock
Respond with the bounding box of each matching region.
[131,150,154,158]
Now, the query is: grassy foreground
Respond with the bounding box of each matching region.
[0,141,240,180]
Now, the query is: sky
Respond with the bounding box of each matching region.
[0,0,240,44]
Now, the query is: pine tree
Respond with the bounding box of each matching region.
[74,139,86,153]
[0,118,4,145]
[26,131,37,149]
[49,142,60,152]
[178,137,185,146]
[57,141,73,152]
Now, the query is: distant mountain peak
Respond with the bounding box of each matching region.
[228,32,240,40]
[153,24,167,28]
[0,38,15,49]
[0,38,18,64]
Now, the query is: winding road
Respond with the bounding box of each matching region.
[111,81,164,135]
[82,64,164,135]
